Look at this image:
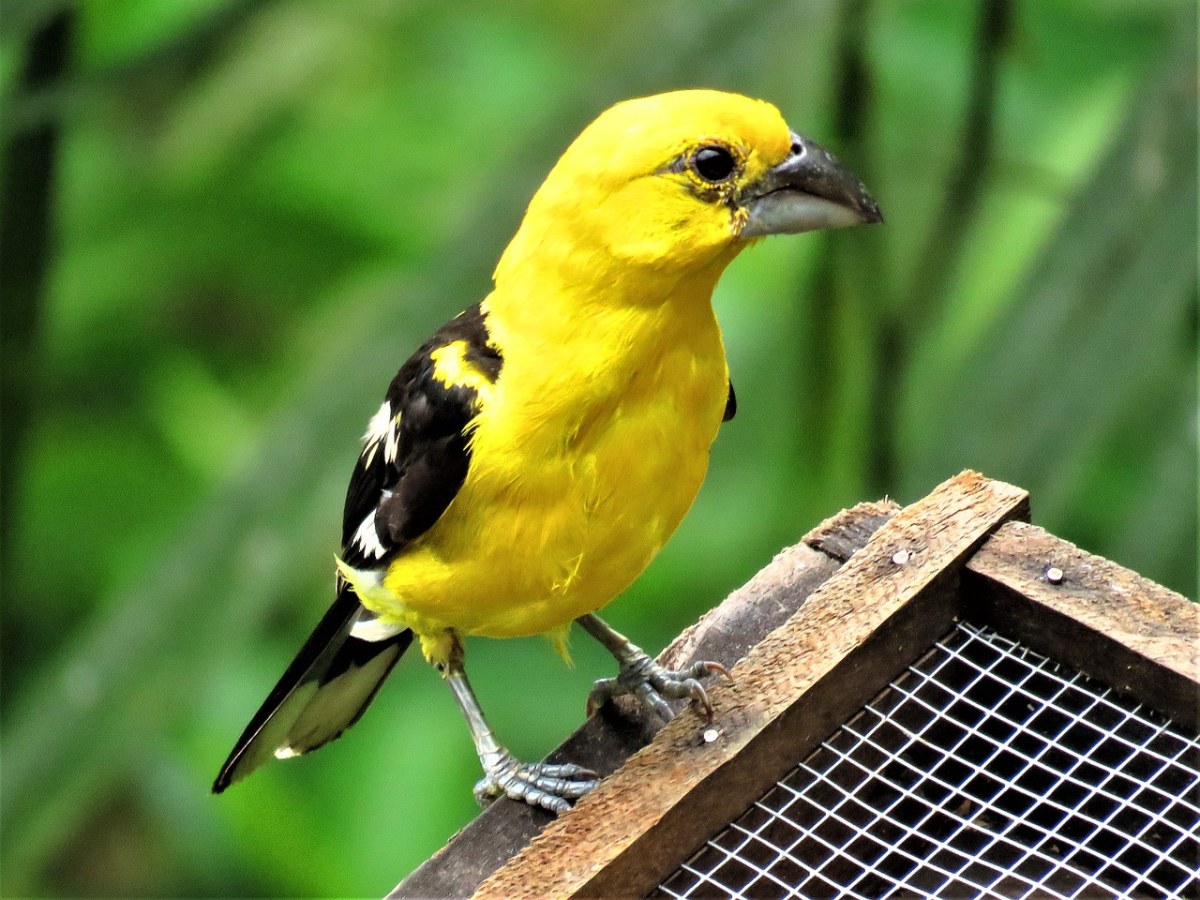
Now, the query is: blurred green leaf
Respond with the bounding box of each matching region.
[901,24,1197,594]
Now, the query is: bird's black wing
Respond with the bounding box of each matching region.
[341,303,502,567]
[214,304,501,792]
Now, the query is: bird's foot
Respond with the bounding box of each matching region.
[473,750,599,814]
[587,653,731,721]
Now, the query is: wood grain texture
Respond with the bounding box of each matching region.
[390,501,896,898]
[965,520,1198,730]
[475,471,1029,899]
[802,498,900,562]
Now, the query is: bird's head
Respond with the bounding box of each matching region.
[495,90,882,289]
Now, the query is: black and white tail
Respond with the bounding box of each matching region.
[212,588,411,793]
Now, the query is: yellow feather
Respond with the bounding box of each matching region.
[364,93,792,643]
[430,341,497,399]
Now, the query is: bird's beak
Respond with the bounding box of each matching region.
[739,132,883,238]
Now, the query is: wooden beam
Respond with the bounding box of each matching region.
[964,520,1199,730]
[390,500,899,898]
[475,471,1029,899]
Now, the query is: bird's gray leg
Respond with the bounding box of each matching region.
[442,633,598,813]
[576,613,731,721]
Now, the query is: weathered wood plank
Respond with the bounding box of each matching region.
[475,471,1029,899]
[657,499,900,673]
[964,520,1199,730]
[803,499,900,562]
[390,500,897,898]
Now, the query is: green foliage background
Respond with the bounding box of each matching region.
[1,1,1195,896]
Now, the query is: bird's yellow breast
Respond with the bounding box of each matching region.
[375,288,729,644]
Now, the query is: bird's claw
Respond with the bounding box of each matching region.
[474,751,599,814]
[587,656,732,722]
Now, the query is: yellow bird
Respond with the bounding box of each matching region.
[214,89,881,811]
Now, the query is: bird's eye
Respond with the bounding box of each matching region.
[691,145,736,183]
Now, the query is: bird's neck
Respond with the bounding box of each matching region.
[478,246,736,451]
[485,226,740,359]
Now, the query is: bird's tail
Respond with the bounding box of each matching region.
[212,588,412,793]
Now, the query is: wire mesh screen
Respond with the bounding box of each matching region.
[654,621,1200,899]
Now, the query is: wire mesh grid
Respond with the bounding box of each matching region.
[654,621,1200,899]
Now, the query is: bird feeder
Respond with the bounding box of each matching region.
[392,471,1198,899]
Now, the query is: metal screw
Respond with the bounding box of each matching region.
[702,728,720,744]
[1045,565,1064,584]
[892,549,912,565]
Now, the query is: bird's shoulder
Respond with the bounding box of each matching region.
[341,303,502,569]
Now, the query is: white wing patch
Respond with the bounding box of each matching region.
[351,508,388,560]
[384,416,400,464]
[362,401,391,446]
[349,613,405,642]
[361,401,401,468]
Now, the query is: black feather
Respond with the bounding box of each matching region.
[341,302,501,563]
[212,587,413,792]
[214,303,502,790]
